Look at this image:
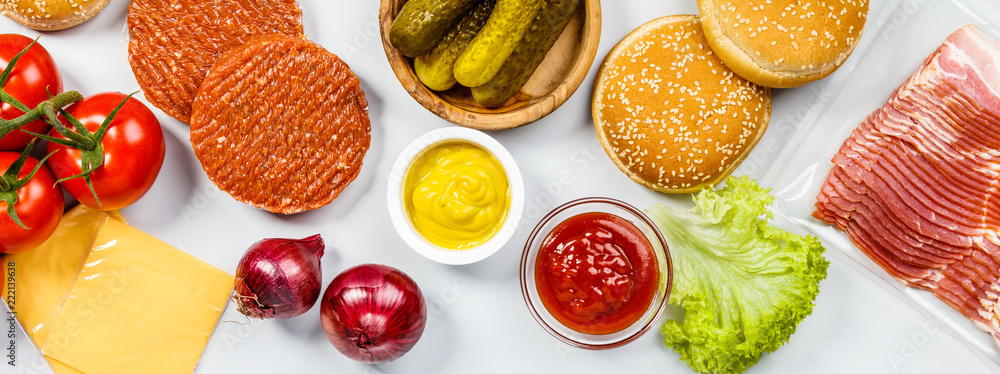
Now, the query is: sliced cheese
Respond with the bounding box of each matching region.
[47,356,83,374]
[3,205,110,344]
[41,218,233,374]
[2,205,125,374]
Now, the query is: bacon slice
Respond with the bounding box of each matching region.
[814,24,1000,347]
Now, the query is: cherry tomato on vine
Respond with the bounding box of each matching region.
[0,150,63,254]
[47,92,165,211]
[0,34,62,151]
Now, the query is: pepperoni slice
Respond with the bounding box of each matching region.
[127,0,303,123]
[190,35,372,214]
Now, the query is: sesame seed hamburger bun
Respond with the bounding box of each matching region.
[2,0,111,31]
[592,15,770,194]
[698,0,869,88]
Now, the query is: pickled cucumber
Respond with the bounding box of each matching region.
[414,0,496,91]
[452,0,544,88]
[389,0,481,58]
[472,0,580,107]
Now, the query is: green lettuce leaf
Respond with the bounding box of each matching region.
[648,176,828,374]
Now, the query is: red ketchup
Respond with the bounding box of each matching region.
[535,211,659,335]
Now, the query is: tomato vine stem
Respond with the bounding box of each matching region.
[0,140,57,229]
[0,90,84,140]
[21,93,135,208]
[1,37,85,142]
[1,37,137,214]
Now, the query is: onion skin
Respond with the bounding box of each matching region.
[233,234,325,319]
[321,264,427,363]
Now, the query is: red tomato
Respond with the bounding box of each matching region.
[0,34,62,151]
[0,151,64,254]
[47,92,165,211]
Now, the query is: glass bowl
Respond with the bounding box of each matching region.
[387,127,525,265]
[520,197,672,349]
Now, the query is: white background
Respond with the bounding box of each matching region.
[3,0,999,373]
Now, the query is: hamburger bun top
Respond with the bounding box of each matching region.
[592,15,771,194]
[1,0,111,30]
[698,0,869,88]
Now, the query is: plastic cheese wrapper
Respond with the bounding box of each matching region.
[3,205,123,373]
[3,205,234,373]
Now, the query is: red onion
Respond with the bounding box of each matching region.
[233,234,324,319]
[320,264,427,363]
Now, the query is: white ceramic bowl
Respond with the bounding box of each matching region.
[387,127,525,265]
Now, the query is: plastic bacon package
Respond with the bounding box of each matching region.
[754,0,1000,370]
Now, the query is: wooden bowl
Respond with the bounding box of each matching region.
[379,0,602,130]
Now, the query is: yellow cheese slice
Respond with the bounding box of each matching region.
[47,356,83,374]
[41,218,233,374]
[3,206,108,344]
[1,205,123,364]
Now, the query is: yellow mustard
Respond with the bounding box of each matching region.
[403,140,510,250]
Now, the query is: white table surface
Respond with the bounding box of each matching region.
[3,0,998,373]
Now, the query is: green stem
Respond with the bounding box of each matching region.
[0,90,84,140]
[0,140,42,229]
[0,38,39,114]
[0,90,30,114]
